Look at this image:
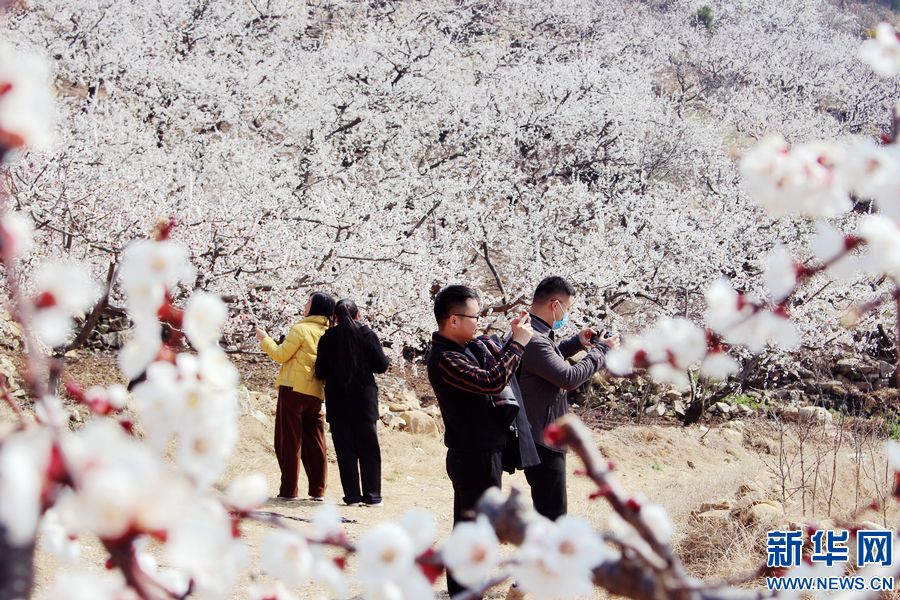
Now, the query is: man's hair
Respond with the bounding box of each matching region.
[532,276,576,303]
[308,291,336,317]
[434,285,479,324]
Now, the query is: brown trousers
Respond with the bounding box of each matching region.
[274,386,327,498]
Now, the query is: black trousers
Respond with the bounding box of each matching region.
[445,447,503,598]
[329,419,382,505]
[524,444,567,521]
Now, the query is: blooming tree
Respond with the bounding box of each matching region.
[4,2,900,600]
[2,0,897,359]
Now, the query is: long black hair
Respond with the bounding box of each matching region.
[330,298,366,380]
[307,291,336,317]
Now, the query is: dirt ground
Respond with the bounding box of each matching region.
[5,350,897,599]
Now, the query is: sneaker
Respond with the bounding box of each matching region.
[309,496,325,502]
[364,500,384,507]
[345,501,364,507]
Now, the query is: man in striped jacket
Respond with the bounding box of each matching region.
[426,284,533,598]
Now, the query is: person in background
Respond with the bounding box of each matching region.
[256,291,335,501]
[519,276,620,521]
[315,298,389,507]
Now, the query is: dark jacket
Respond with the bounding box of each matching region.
[315,324,389,423]
[426,332,525,452]
[469,335,541,470]
[519,316,607,452]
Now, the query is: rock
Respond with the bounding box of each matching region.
[252,410,269,425]
[380,412,406,431]
[673,400,686,417]
[835,358,864,379]
[399,410,439,435]
[100,332,120,347]
[644,403,666,417]
[745,501,784,525]
[798,406,832,424]
[699,499,733,512]
[878,361,895,379]
[687,460,696,469]
[693,509,732,524]
[567,350,588,364]
[736,403,755,416]
[713,401,731,415]
[379,378,420,411]
[821,380,849,397]
[663,390,682,403]
[788,390,803,404]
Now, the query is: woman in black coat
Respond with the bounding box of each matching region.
[314,298,389,506]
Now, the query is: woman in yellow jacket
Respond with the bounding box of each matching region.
[255,292,335,500]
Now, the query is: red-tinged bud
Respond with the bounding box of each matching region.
[119,419,134,434]
[773,305,790,319]
[0,128,25,151]
[231,517,241,539]
[334,556,347,571]
[736,293,748,310]
[795,263,815,279]
[869,499,881,511]
[607,459,617,472]
[805,523,818,535]
[893,472,900,499]
[666,349,677,368]
[67,533,78,541]
[880,133,893,145]
[625,497,642,512]
[154,217,179,241]
[34,291,57,309]
[844,235,863,252]
[0,83,12,97]
[416,549,443,584]
[148,529,168,543]
[573,469,587,477]
[633,349,649,369]
[47,443,68,483]
[105,558,115,570]
[65,380,86,402]
[589,485,611,501]
[158,299,184,328]
[543,423,565,447]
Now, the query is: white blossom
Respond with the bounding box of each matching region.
[740,136,850,218]
[356,522,417,589]
[762,246,798,303]
[699,352,739,381]
[0,212,33,260]
[858,215,900,281]
[0,43,55,151]
[887,440,900,472]
[441,516,501,588]
[184,291,227,350]
[31,260,101,347]
[261,529,313,587]
[226,473,268,511]
[0,428,52,545]
[860,23,900,77]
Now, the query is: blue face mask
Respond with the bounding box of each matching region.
[551,304,569,330]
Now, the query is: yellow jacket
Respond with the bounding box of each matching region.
[260,315,329,399]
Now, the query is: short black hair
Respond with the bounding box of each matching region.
[532,276,576,303]
[308,291,336,317]
[434,285,479,324]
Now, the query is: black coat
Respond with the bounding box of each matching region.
[315,324,389,423]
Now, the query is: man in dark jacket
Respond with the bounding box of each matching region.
[426,285,533,598]
[519,276,619,521]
